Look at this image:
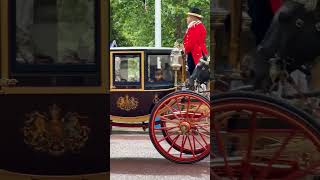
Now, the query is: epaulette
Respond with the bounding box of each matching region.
[188,20,202,29]
[194,20,202,25]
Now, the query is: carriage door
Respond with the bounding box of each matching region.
[0,0,108,176]
[110,51,144,90]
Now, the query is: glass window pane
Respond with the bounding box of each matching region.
[113,54,141,89]
[12,0,99,86]
[145,55,174,89]
[15,0,96,65]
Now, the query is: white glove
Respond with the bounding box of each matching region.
[199,56,210,65]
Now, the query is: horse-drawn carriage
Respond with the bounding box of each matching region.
[110,47,211,163]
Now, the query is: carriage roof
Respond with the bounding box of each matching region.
[110,47,174,52]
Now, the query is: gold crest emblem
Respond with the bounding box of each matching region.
[22,104,90,156]
[116,95,138,111]
[153,94,160,104]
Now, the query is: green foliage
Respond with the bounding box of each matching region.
[110,0,210,49]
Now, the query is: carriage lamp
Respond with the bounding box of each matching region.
[170,47,182,86]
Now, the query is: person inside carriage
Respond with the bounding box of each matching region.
[154,69,165,82]
[183,7,210,88]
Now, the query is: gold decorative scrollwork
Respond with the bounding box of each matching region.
[153,94,160,104]
[116,95,139,111]
[22,104,90,156]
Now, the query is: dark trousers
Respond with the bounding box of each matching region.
[187,53,196,75]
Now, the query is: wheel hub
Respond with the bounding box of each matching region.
[180,121,191,134]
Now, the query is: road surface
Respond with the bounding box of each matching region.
[110,133,210,180]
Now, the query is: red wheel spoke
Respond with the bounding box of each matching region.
[197,123,210,127]
[175,97,183,118]
[180,135,187,158]
[167,135,180,153]
[195,113,210,123]
[192,133,206,150]
[257,130,297,179]
[195,128,209,149]
[192,131,196,151]
[158,132,176,143]
[187,135,195,157]
[197,130,210,140]
[165,101,179,113]
[159,116,180,124]
[195,124,210,134]
[164,103,181,120]
[242,112,257,179]
[212,122,234,178]
[186,96,191,119]
[192,102,203,119]
[154,126,179,131]
[284,161,320,179]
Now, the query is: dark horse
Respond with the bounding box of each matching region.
[248,0,320,90]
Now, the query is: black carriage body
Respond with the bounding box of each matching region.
[0,94,108,175]
[0,0,109,177]
[110,47,176,122]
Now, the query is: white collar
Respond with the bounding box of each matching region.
[188,20,201,28]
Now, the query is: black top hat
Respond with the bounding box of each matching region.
[187,7,203,19]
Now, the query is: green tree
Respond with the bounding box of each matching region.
[111,0,210,49]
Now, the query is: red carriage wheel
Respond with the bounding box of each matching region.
[161,114,207,155]
[211,92,320,179]
[149,91,210,163]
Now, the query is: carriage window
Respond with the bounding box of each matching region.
[113,54,141,88]
[10,0,99,86]
[14,0,96,66]
[145,55,174,89]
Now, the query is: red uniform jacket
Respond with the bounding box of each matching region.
[183,21,208,65]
